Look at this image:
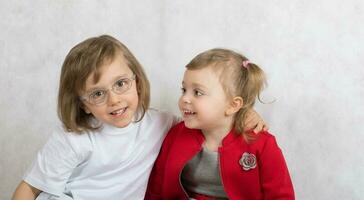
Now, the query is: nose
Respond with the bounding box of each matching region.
[107,90,121,106]
[180,93,191,104]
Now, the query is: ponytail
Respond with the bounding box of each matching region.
[233,60,266,135]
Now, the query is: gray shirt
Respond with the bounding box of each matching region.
[181,146,228,198]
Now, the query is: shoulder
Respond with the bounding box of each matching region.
[256,131,276,143]
[23,126,96,195]
[164,121,198,142]
[168,121,187,134]
[54,126,93,143]
[48,126,94,159]
[249,131,281,152]
[159,121,198,152]
[143,108,179,131]
[144,108,176,123]
[132,109,177,140]
[247,131,287,163]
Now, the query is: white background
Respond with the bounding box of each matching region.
[1,1,363,199]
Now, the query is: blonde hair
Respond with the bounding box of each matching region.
[58,35,150,133]
[186,48,266,136]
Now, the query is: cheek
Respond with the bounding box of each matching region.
[202,100,224,113]
[134,96,140,108]
[82,102,105,116]
[86,107,105,118]
[129,89,140,108]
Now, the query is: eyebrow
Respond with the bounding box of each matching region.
[182,81,208,90]
[86,74,131,92]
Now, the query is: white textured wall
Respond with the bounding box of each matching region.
[1,1,363,199]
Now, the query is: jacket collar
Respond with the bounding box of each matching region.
[183,123,243,147]
[221,129,242,146]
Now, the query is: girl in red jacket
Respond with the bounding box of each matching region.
[146,48,294,200]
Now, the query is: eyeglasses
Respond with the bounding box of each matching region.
[80,74,136,106]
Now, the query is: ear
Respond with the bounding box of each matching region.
[225,96,243,116]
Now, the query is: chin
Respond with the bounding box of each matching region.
[109,118,132,128]
[114,123,130,128]
[184,121,199,129]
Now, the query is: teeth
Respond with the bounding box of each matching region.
[111,108,126,115]
[183,109,195,114]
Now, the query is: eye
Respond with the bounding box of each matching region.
[115,79,127,88]
[181,87,186,94]
[90,90,106,100]
[194,90,204,96]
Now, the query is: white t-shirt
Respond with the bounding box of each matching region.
[24,109,178,200]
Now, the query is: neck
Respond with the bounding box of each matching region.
[201,120,233,152]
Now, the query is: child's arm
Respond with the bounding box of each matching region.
[260,135,295,199]
[145,126,177,199]
[12,181,41,200]
[244,109,269,133]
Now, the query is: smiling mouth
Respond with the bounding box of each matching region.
[110,107,127,116]
[182,109,196,115]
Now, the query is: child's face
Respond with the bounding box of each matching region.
[81,53,139,128]
[178,67,233,133]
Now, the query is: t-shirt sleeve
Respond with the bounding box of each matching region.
[151,108,181,129]
[23,128,90,196]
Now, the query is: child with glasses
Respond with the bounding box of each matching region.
[12,36,267,200]
[146,48,294,199]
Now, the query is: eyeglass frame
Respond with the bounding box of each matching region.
[79,74,136,106]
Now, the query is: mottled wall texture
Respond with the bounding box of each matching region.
[1,1,363,199]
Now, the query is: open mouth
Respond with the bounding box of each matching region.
[110,107,127,116]
[182,109,196,115]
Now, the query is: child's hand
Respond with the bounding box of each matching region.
[244,109,269,133]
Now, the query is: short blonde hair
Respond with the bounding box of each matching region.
[58,35,150,133]
[186,48,266,136]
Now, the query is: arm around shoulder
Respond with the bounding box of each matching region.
[12,181,42,200]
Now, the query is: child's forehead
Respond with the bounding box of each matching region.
[85,55,132,86]
[183,66,234,93]
[184,66,221,80]
[183,67,221,86]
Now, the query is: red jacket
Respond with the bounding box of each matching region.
[145,122,294,200]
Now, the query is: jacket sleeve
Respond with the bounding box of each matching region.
[145,126,177,200]
[259,135,295,200]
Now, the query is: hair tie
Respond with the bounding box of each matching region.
[242,60,251,69]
